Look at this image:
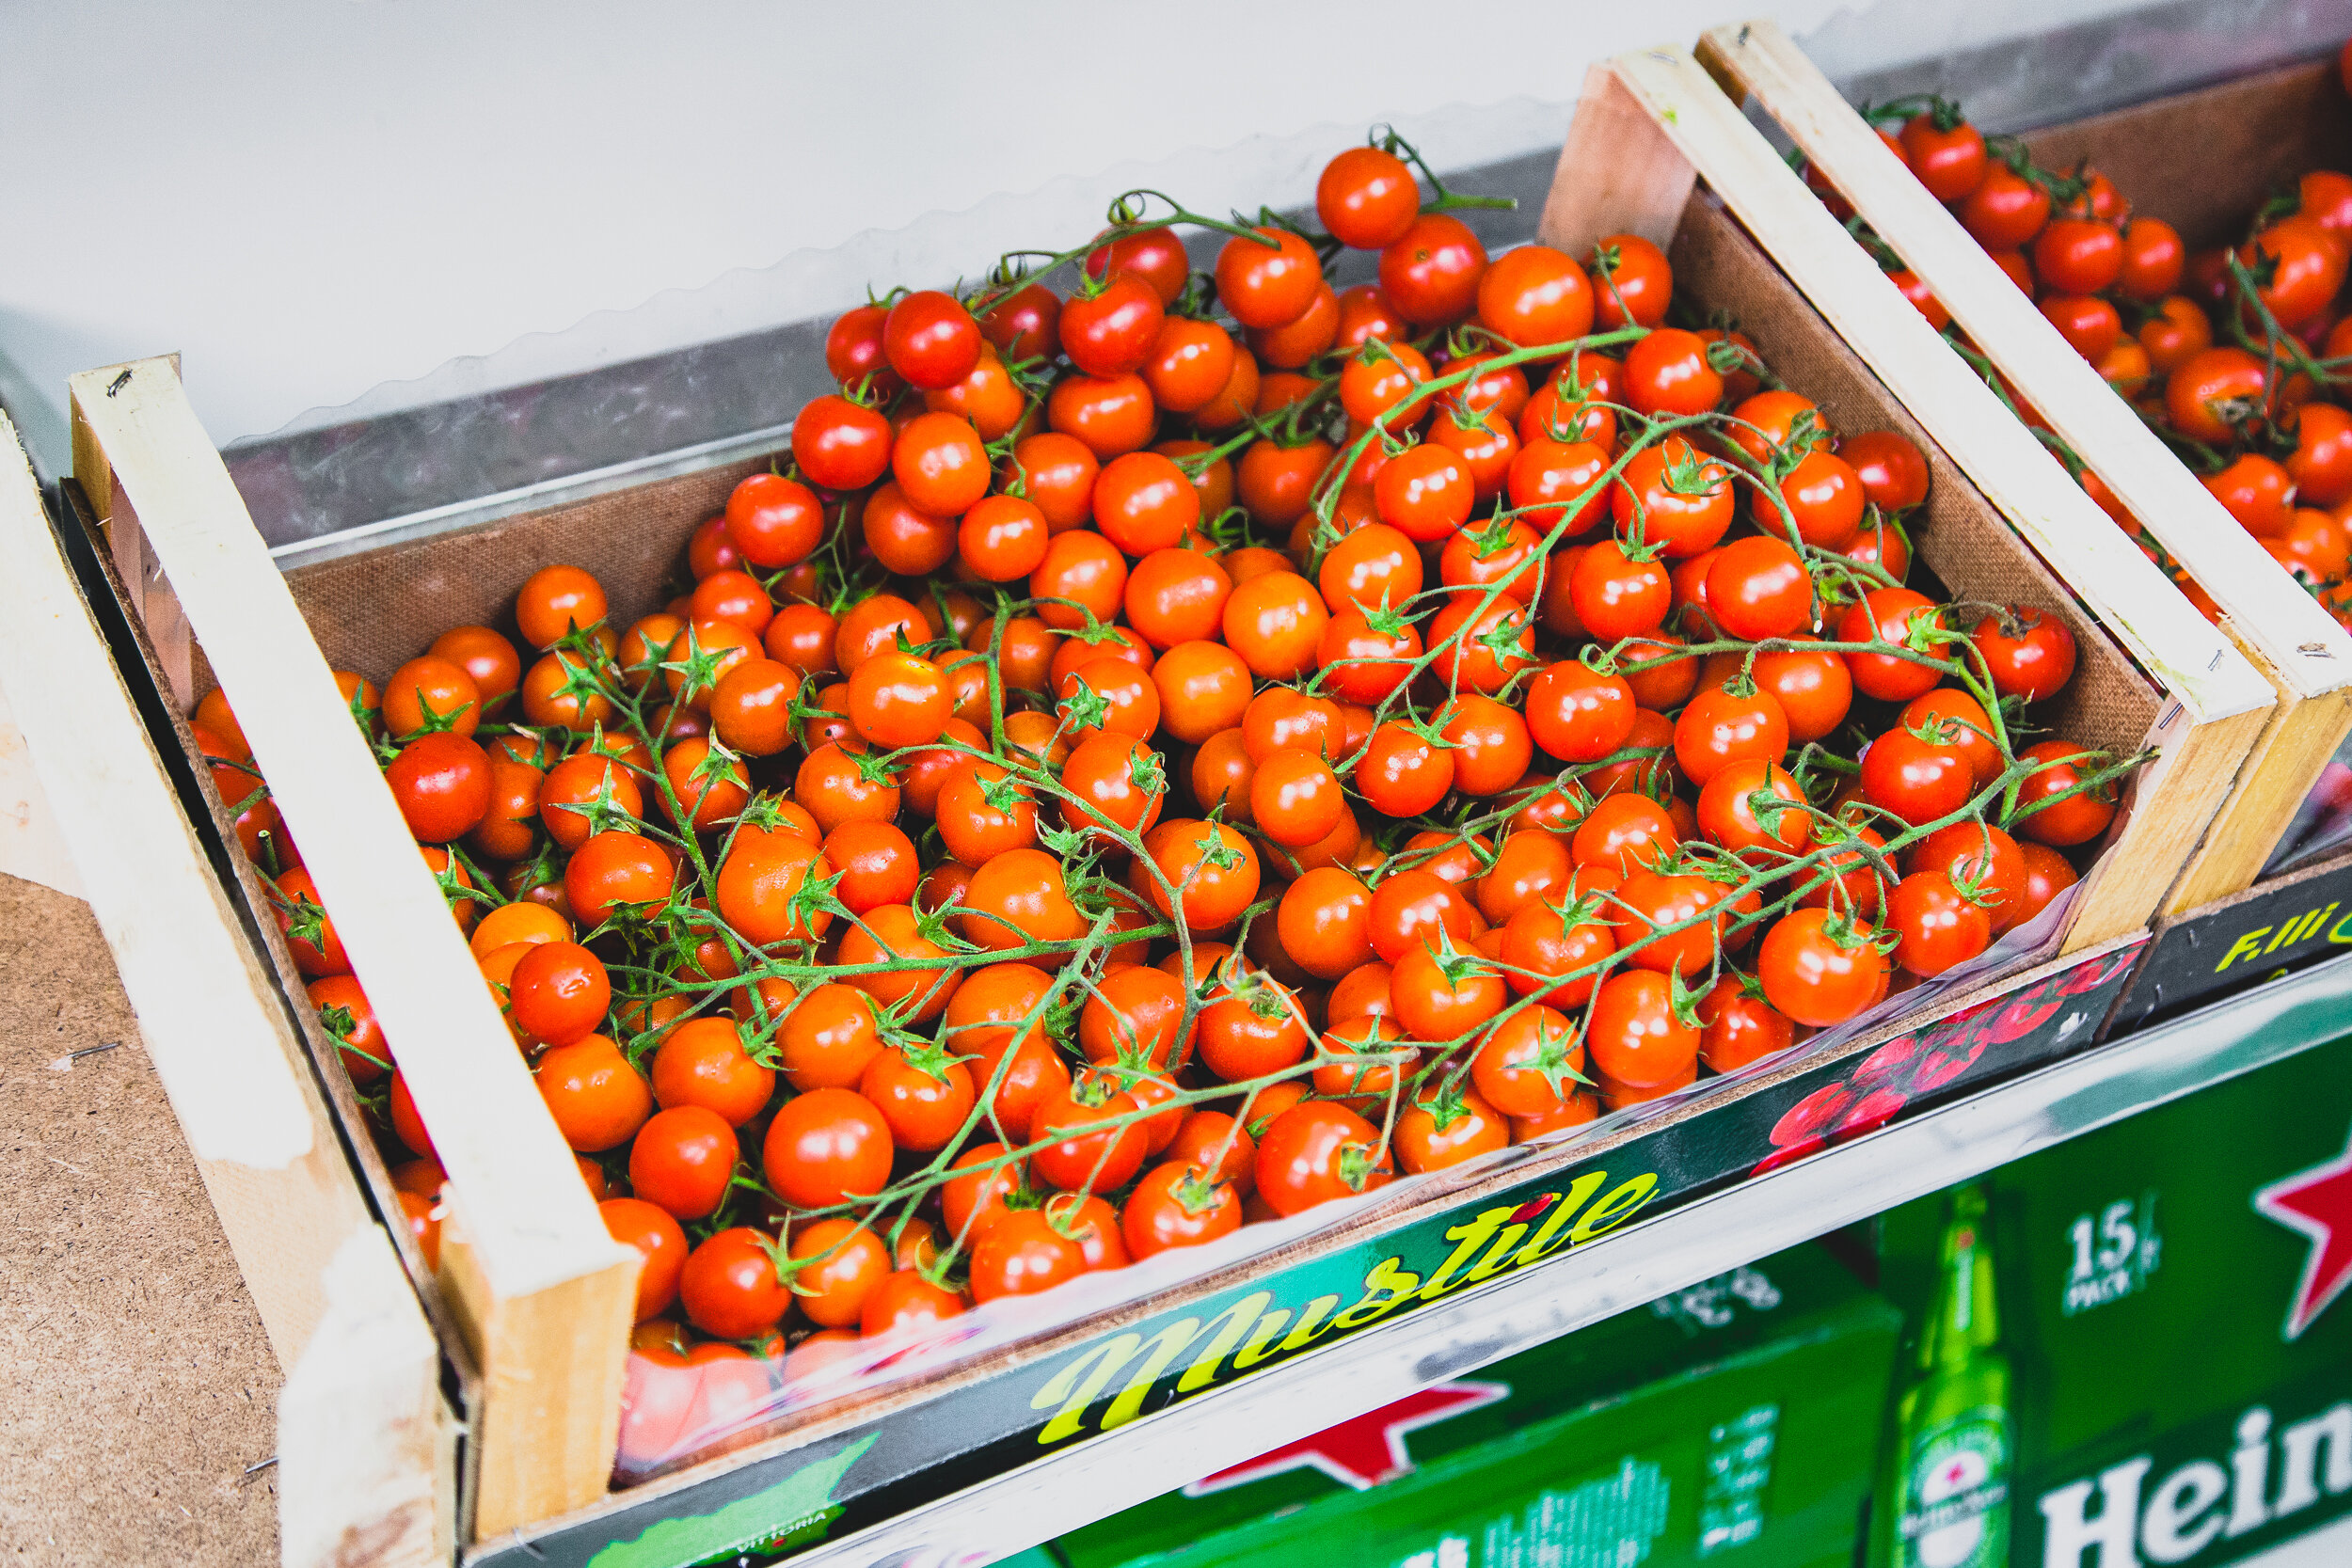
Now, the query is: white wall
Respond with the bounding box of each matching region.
[0,0,2166,475]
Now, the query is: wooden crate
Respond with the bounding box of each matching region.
[1694,20,2352,911]
[51,64,2271,1556]
[0,411,453,1565]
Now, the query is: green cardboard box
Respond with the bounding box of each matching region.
[1048,1243,1900,1568]
[1875,1034,2352,1566]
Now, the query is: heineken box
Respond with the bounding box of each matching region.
[1873,1034,2352,1567]
[1043,1244,1899,1568]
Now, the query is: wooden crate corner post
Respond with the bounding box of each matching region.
[278,1227,455,1567]
[1693,18,2352,910]
[65,358,641,1542]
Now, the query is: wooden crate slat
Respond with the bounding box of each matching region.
[1695,18,2352,899]
[66,360,639,1539]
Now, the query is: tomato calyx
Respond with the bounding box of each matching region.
[1474,605,1537,668]
[1065,1068,1121,1113]
[732,791,797,834]
[1423,925,1494,990]
[1704,333,1774,399]
[1057,673,1113,734]
[1036,816,1097,863]
[1820,908,1894,956]
[1235,968,1299,1024]
[1983,603,2038,642]
[908,895,974,953]
[1409,1079,1476,1132]
[1943,857,2006,911]
[1743,781,1805,841]
[661,625,738,706]
[1197,831,1248,873]
[317,1003,394,1074]
[389,684,477,744]
[1863,91,1967,135]
[278,886,329,950]
[430,850,487,917]
[975,766,1032,818]
[1608,515,1671,565]
[848,747,903,790]
[1040,1190,1103,1243]
[1904,713,1963,749]
[1171,1165,1231,1217]
[1336,1138,1388,1194]
[1522,1020,1590,1097]
[896,1036,967,1085]
[1551,889,1613,933]
[1667,967,1706,1031]
[787,863,850,935]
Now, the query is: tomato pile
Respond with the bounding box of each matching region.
[188,130,2136,1441]
[1806,54,2352,625]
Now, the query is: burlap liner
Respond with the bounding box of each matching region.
[2020,58,2352,252]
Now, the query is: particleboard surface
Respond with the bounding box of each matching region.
[0,870,278,1565]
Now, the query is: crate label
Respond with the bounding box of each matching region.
[2109,856,2352,1031]
[474,942,2140,1568]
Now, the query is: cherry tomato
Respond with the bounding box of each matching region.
[629,1106,739,1222]
[1674,684,1789,786]
[2010,740,2117,847]
[1216,228,1324,329]
[1319,145,1420,249]
[1971,608,2077,703]
[1254,1101,1394,1216]
[1395,1086,1510,1173]
[603,1197,688,1322]
[1886,871,1994,976]
[1836,589,1946,703]
[1031,1070,1150,1193]
[884,290,982,390]
[1589,233,1672,328]
[969,1211,1088,1302]
[1380,214,1487,325]
[1478,244,1595,347]
[1057,271,1164,377]
[1860,725,1974,827]
[1697,977,1795,1075]
[1900,111,1987,200]
[1122,1164,1244,1259]
[792,393,893,490]
[762,1087,894,1209]
[536,1035,653,1151]
[1585,970,1699,1088]
[2165,347,2268,444]
[1757,909,1888,1025]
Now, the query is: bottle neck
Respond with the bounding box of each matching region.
[1918,1197,2000,1370]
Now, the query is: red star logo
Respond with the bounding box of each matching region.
[2254,1125,2352,1340]
[1183,1381,1509,1496]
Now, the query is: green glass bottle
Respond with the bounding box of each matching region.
[1877,1184,2012,1568]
